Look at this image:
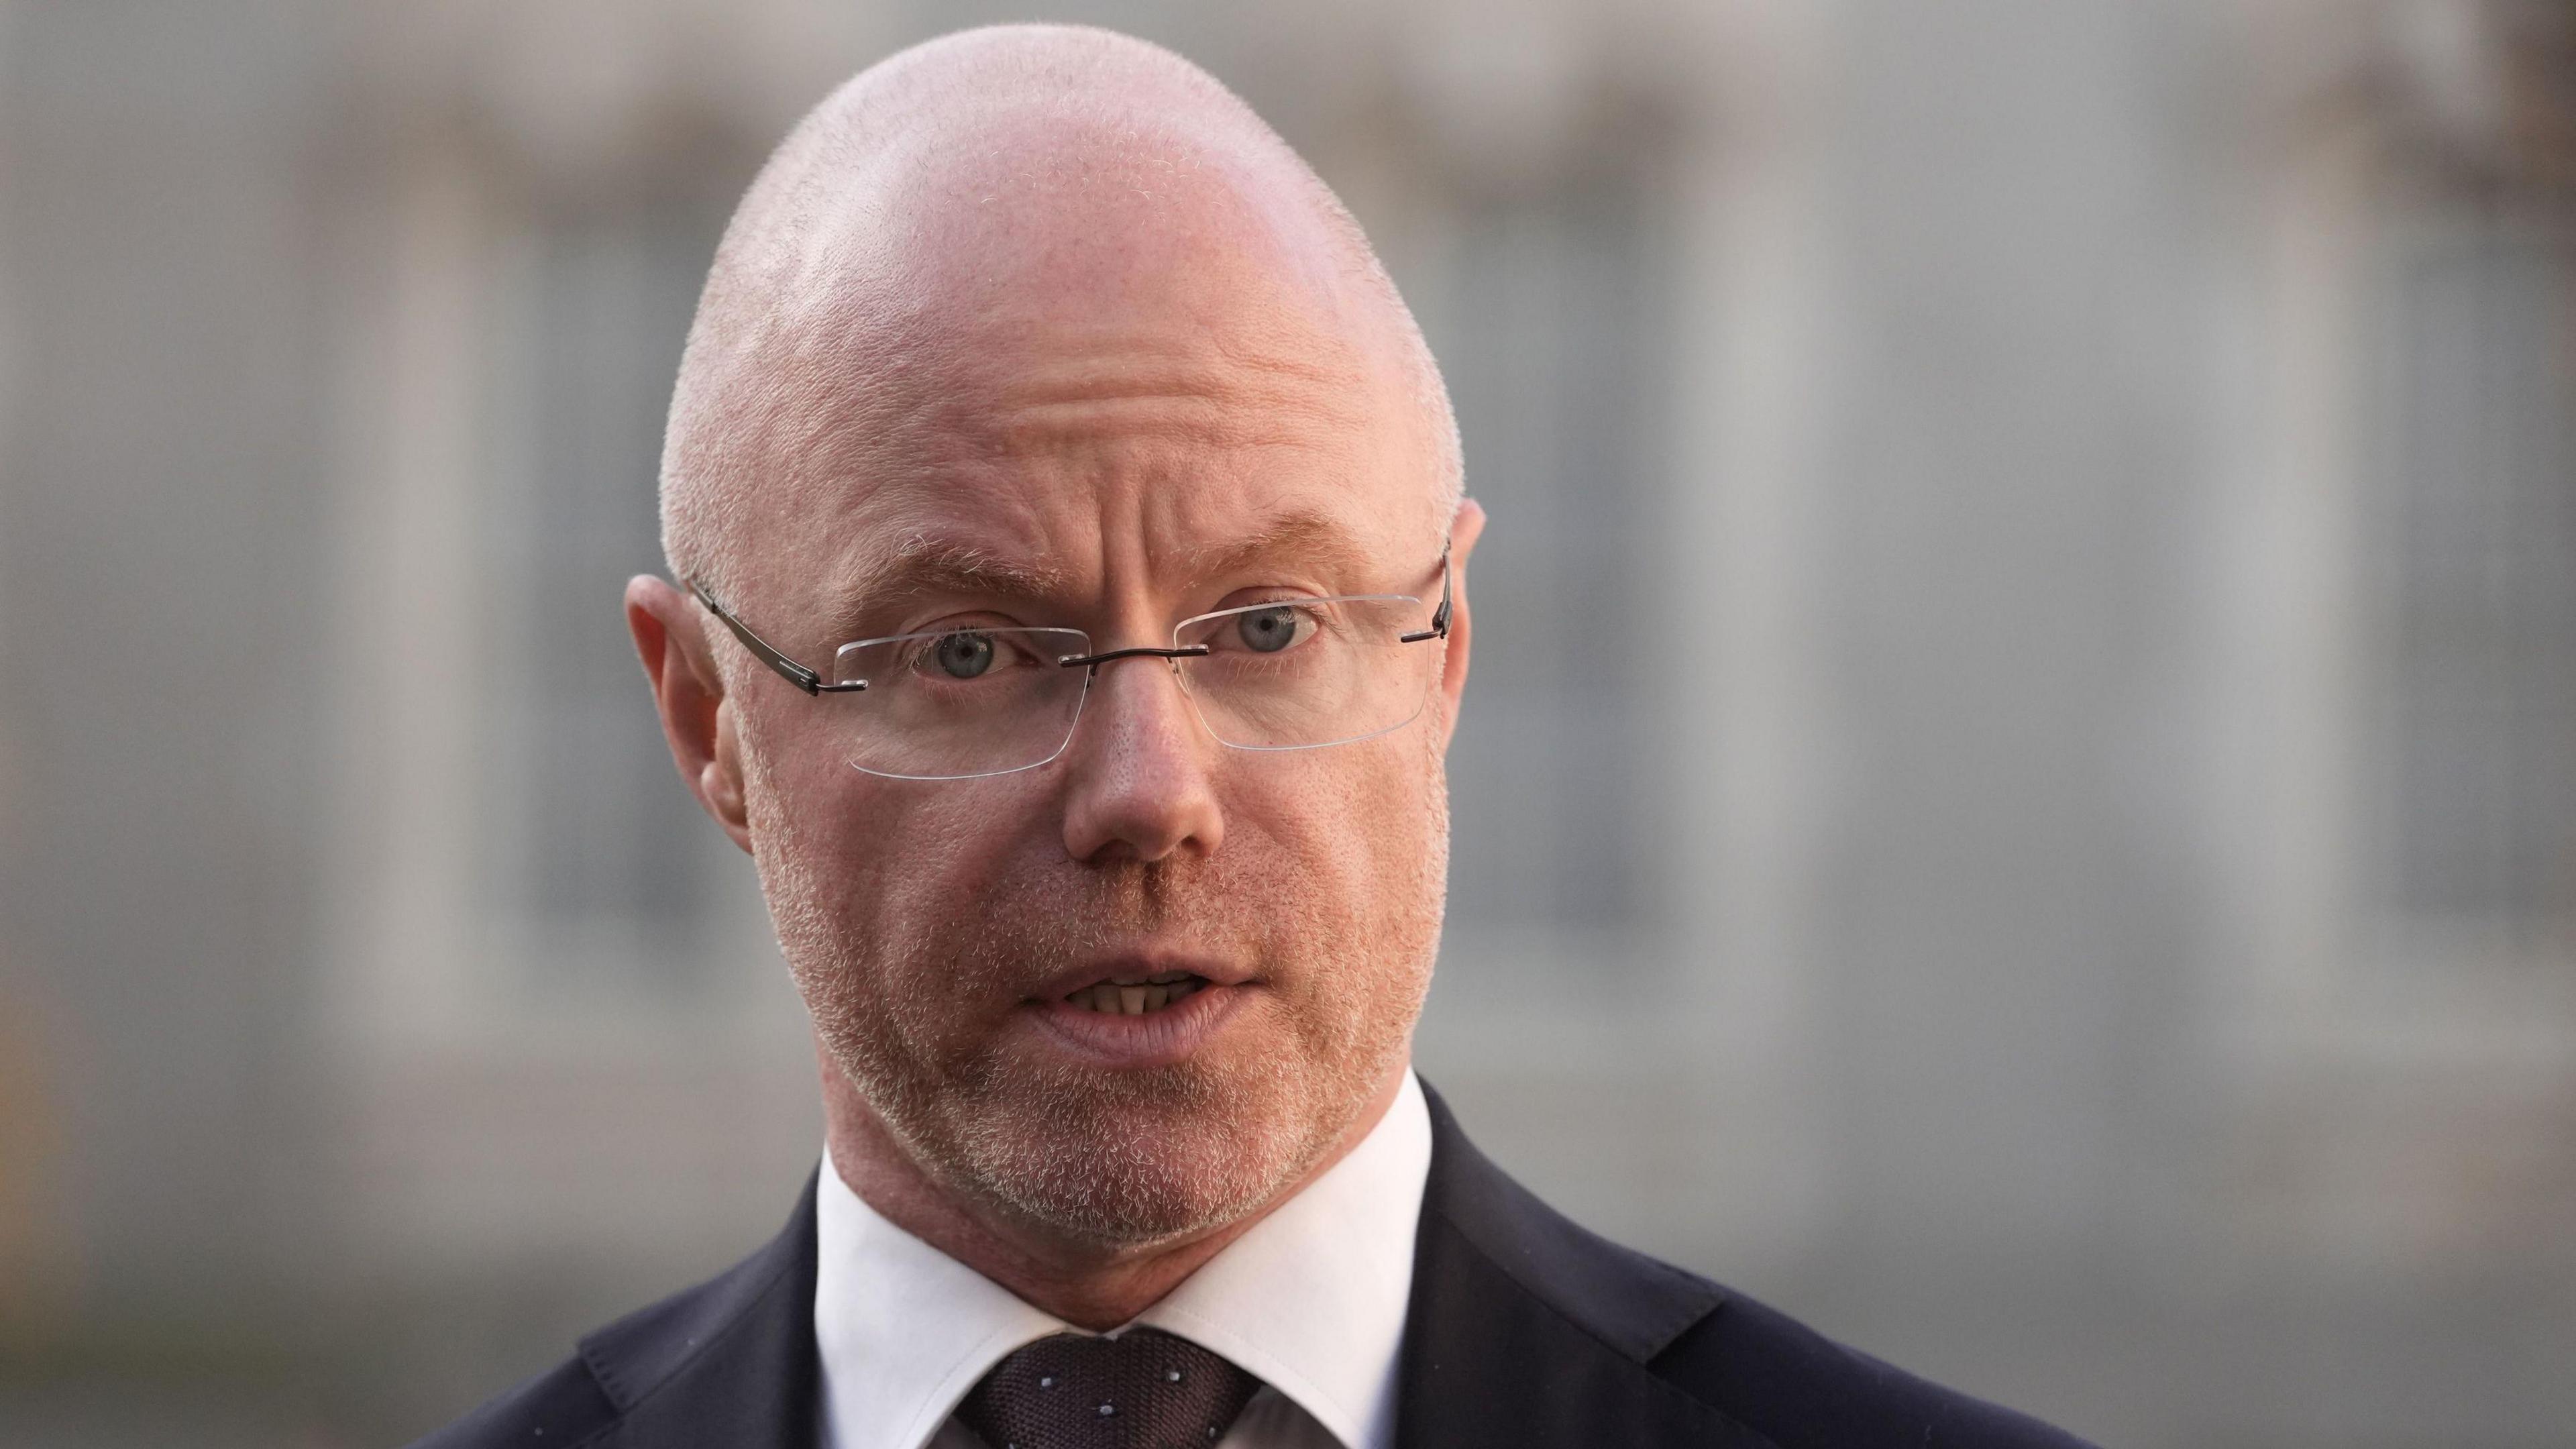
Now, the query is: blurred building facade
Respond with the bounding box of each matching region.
[1,1,2572,1445]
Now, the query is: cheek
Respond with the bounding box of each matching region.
[1231,736,1446,936]
[745,712,1045,958]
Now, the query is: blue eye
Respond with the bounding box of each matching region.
[1236,606,1299,653]
[931,631,996,678]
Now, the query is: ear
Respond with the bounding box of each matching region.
[627,575,753,854]
[1434,497,1486,751]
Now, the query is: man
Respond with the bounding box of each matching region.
[421,24,2089,1449]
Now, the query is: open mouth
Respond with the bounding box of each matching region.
[1061,971,1209,1016]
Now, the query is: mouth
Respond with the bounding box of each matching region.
[1057,970,1210,1017]
[1022,959,1250,1067]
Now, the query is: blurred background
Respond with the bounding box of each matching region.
[4,0,2575,1444]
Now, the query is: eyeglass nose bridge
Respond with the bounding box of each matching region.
[1042,640,1224,769]
[1054,643,1212,670]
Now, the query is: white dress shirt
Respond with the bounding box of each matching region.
[814,1070,1434,1449]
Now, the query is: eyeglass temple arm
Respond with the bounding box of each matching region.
[1398,541,1454,644]
[682,578,869,696]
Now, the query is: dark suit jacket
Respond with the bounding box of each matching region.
[414,1085,2092,1448]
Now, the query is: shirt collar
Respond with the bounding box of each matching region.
[1134,1069,1429,1449]
[814,1069,1433,1449]
[812,1149,1063,1449]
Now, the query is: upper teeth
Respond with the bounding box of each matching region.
[1067,977,1205,1014]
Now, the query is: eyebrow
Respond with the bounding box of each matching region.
[830,535,1073,635]
[826,508,1391,639]
[1180,509,1383,590]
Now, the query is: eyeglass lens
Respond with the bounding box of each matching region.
[824,597,1440,780]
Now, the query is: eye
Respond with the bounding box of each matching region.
[1233,604,1307,654]
[928,630,999,678]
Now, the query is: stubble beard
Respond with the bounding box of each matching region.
[755,739,1450,1250]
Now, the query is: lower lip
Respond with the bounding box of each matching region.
[1022,983,1249,1068]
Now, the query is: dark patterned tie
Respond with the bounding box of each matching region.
[957,1328,1263,1449]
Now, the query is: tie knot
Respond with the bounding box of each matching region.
[958,1328,1262,1449]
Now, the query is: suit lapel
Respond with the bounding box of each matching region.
[578,1173,824,1449]
[1397,1084,1768,1448]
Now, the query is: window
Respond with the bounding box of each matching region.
[1409,174,1670,956]
[2363,206,2576,956]
[2353,3,2576,969]
[480,197,734,994]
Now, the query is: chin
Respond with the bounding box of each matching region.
[936,1059,1338,1248]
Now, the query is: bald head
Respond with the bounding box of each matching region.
[660,24,1460,606]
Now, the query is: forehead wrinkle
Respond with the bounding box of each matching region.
[976,345,1376,461]
[987,398,1360,460]
[987,340,1366,409]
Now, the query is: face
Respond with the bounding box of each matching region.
[700,163,1477,1250]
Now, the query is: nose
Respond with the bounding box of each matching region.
[1058,654,1225,864]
